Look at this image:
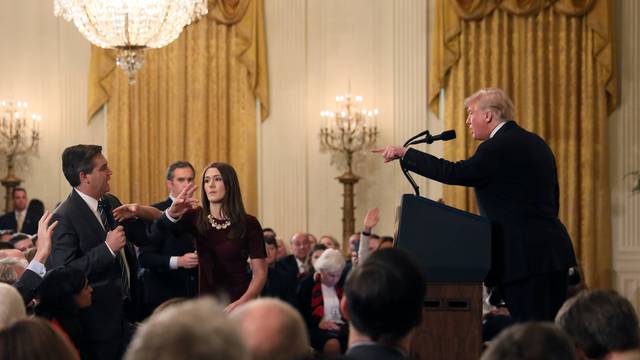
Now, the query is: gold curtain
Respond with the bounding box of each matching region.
[429,0,616,288]
[86,0,269,214]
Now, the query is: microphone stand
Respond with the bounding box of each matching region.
[401,133,430,197]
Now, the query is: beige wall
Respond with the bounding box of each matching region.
[0,0,105,211]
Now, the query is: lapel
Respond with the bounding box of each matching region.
[68,190,108,242]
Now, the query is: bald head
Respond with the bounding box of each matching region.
[290,232,310,261]
[231,298,310,360]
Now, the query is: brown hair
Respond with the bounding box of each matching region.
[0,318,79,360]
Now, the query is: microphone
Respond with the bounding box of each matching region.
[408,129,456,145]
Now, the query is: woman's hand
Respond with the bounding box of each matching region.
[113,204,163,222]
[319,321,341,331]
[167,183,198,219]
[33,211,58,263]
[363,207,380,233]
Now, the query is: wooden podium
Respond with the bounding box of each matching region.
[395,194,492,360]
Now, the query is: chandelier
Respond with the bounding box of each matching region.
[54,0,208,84]
[0,100,41,212]
[320,91,378,249]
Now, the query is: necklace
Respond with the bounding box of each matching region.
[207,214,231,230]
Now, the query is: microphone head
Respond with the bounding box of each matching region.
[441,130,456,141]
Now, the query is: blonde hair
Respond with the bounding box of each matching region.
[314,248,346,274]
[464,88,515,121]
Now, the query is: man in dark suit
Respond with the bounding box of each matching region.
[275,232,310,282]
[374,88,577,322]
[338,248,425,360]
[49,144,151,360]
[138,161,198,315]
[0,188,38,235]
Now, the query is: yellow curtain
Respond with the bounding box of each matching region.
[429,0,616,288]
[86,0,269,214]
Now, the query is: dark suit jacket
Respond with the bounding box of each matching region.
[401,121,576,285]
[48,190,150,347]
[14,268,42,305]
[0,210,39,234]
[138,198,197,308]
[338,344,412,360]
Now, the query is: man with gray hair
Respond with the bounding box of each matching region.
[124,297,249,360]
[231,298,311,360]
[555,290,640,360]
[374,88,576,322]
[0,282,26,330]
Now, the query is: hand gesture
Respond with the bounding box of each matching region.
[33,211,59,263]
[177,252,199,269]
[371,146,407,163]
[363,207,380,233]
[167,183,198,219]
[113,203,139,222]
[105,225,126,253]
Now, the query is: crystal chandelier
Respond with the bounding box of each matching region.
[54,0,208,84]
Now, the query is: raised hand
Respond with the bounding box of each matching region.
[33,211,59,263]
[372,145,407,163]
[363,207,380,233]
[167,183,198,219]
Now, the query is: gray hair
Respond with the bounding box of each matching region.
[0,283,26,330]
[314,248,345,274]
[124,297,249,360]
[464,88,515,121]
[0,257,28,284]
[231,298,311,360]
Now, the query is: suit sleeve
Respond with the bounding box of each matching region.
[400,144,496,187]
[49,212,114,277]
[137,240,172,270]
[13,269,43,305]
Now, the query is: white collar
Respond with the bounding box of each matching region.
[489,121,507,139]
[74,188,100,212]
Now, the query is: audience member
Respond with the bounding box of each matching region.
[276,232,311,281]
[0,257,25,284]
[9,233,33,252]
[298,248,347,356]
[124,297,250,360]
[261,235,298,307]
[0,317,80,360]
[378,236,394,250]
[340,248,425,360]
[231,298,311,360]
[0,230,12,243]
[320,235,340,250]
[0,188,39,234]
[35,266,93,356]
[26,198,45,226]
[276,239,288,259]
[480,322,576,360]
[555,289,640,360]
[0,283,25,330]
[138,161,198,316]
[356,208,380,265]
[263,227,277,239]
[307,233,318,246]
[305,243,327,274]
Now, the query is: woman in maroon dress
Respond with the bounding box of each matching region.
[158,162,267,313]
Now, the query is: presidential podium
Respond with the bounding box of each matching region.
[395,194,492,360]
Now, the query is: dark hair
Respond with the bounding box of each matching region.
[62,144,103,187]
[0,317,79,360]
[381,236,394,243]
[0,242,14,250]
[556,290,640,358]
[197,162,247,239]
[166,161,195,181]
[11,187,26,198]
[9,233,31,246]
[481,322,576,360]
[263,227,277,238]
[345,248,425,344]
[26,199,45,220]
[35,267,88,349]
[264,234,277,247]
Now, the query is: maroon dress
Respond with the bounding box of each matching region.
[180,209,266,301]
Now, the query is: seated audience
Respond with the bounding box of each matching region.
[307,233,318,247]
[0,283,25,330]
[0,251,28,284]
[320,235,340,250]
[261,235,298,307]
[305,243,327,274]
[480,322,577,360]
[124,297,249,360]
[378,236,394,250]
[0,317,79,360]
[340,248,425,360]
[298,248,347,356]
[0,230,12,243]
[555,289,640,360]
[35,266,93,356]
[275,232,311,282]
[9,233,33,252]
[231,298,311,360]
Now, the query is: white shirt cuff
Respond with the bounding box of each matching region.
[104,242,116,257]
[169,256,179,269]
[165,210,180,223]
[27,260,47,278]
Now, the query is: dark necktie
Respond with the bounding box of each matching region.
[97,199,130,299]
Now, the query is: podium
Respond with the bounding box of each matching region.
[395,194,491,360]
